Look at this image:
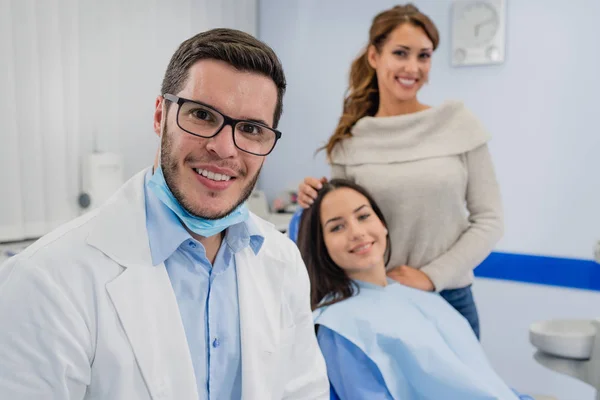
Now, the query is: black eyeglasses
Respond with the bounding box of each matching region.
[163,94,281,156]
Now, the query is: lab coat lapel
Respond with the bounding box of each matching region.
[88,169,198,399]
[105,264,198,399]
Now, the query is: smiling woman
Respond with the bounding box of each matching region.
[298,179,392,309]
[321,3,439,156]
[297,3,504,340]
[296,179,528,399]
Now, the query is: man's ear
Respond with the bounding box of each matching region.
[153,95,164,137]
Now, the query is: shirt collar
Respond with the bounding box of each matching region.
[225,215,264,255]
[143,169,264,266]
[353,278,396,290]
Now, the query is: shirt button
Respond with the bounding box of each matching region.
[212,338,220,348]
[188,241,196,249]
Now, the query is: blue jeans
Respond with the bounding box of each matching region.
[439,285,481,340]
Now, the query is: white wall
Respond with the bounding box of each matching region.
[258,1,600,398]
[257,0,600,261]
[0,0,257,242]
[79,0,259,182]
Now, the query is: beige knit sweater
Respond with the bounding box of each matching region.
[329,100,503,291]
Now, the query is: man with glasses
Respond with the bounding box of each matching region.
[0,29,329,400]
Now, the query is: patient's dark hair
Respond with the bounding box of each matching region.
[297,179,391,310]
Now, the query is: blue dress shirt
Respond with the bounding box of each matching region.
[144,170,263,399]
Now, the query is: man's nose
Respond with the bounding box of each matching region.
[205,124,238,159]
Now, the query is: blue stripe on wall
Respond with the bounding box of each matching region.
[476,252,600,292]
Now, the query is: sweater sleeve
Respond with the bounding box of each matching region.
[420,144,504,291]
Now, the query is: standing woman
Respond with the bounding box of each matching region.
[297,4,503,339]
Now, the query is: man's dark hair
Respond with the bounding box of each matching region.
[161,28,286,128]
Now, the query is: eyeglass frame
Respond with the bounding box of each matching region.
[163,93,282,156]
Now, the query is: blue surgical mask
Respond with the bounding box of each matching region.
[147,166,249,237]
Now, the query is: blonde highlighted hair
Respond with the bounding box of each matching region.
[322,4,439,159]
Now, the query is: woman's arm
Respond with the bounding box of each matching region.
[317,326,393,400]
[420,144,504,291]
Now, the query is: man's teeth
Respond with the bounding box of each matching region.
[194,168,232,181]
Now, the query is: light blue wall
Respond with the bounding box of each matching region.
[257,0,600,261]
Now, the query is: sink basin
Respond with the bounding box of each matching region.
[530,319,597,360]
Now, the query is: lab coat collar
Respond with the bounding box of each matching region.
[86,167,269,268]
[86,168,154,268]
[85,167,282,399]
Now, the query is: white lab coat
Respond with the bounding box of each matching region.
[0,169,329,400]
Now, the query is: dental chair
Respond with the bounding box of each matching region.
[530,318,600,399]
[287,208,303,242]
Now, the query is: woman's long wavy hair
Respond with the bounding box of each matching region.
[297,179,392,310]
[322,4,439,159]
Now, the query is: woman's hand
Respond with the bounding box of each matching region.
[387,265,435,292]
[297,176,328,208]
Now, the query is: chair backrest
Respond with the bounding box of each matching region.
[287,208,304,243]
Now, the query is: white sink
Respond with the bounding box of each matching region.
[530,319,597,360]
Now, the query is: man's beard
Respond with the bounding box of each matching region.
[160,126,260,220]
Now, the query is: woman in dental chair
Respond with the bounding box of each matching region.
[296,179,532,400]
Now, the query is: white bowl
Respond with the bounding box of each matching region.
[529,319,597,360]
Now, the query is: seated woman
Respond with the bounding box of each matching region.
[296,179,531,400]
